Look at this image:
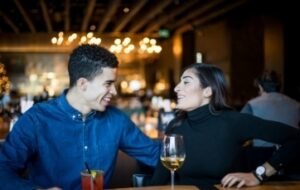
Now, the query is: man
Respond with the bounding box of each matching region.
[0,45,160,190]
[241,71,300,147]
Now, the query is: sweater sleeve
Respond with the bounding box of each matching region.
[235,113,300,170]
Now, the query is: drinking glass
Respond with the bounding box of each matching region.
[81,170,104,190]
[160,134,185,189]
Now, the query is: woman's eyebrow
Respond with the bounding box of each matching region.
[182,76,193,80]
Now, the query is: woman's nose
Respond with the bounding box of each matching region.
[174,84,180,92]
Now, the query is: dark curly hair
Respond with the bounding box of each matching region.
[68,44,119,87]
[255,71,280,93]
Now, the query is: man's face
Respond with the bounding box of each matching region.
[82,67,117,111]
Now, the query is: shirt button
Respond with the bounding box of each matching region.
[84,146,88,150]
[72,115,76,119]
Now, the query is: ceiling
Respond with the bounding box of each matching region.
[0,0,251,37]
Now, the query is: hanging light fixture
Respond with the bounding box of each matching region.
[50,33,162,54]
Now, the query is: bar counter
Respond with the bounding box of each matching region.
[108,181,300,190]
[215,181,300,190]
[107,185,199,190]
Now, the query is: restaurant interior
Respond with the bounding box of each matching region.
[0,0,299,189]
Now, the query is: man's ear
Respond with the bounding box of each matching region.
[203,86,212,98]
[258,84,265,95]
[76,78,88,91]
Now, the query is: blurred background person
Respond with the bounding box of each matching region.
[241,71,300,147]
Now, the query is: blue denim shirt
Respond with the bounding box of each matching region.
[0,91,160,190]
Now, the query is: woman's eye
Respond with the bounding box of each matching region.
[183,81,189,85]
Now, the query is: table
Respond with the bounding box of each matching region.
[215,181,300,190]
[107,185,199,190]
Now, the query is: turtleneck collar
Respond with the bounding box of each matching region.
[187,104,211,123]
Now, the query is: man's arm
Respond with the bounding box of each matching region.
[0,113,39,190]
[119,113,160,167]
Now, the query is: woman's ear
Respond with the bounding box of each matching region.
[203,86,212,98]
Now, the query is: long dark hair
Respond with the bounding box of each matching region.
[168,63,232,131]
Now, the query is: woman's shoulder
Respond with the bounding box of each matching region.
[217,109,256,128]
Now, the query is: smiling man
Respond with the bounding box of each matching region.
[0,45,160,190]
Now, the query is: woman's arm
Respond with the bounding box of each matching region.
[222,113,300,188]
[221,162,276,188]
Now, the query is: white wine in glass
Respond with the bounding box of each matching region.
[160,134,186,189]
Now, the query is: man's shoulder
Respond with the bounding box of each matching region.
[101,106,127,118]
[279,93,300,106]
[248,95,266,104]
[25,97,60,115]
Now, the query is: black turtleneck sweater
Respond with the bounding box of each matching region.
[149,105,300,187]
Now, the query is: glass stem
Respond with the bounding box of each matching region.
[170,170,175,190]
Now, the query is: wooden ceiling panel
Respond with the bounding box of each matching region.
[0,0,267,37]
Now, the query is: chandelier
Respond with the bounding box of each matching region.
[0,63,10,97]
[51,32,162,54]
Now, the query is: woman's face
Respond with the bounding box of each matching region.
[174,68,211,111]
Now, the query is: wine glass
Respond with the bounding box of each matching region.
[160,134,186,189]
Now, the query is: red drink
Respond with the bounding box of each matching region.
[81,170,104,190]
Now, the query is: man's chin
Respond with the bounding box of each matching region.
[94,105,106,112]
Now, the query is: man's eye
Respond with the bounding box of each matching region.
[107,82,115,86]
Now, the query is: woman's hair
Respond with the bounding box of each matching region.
[68,44,119,87]
[167,63,232,131]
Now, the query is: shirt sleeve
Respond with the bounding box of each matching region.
[236,113,300,170]
[119,114,161,167]
[0,112,39,190]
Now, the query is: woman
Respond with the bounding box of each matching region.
[148,63,300,188]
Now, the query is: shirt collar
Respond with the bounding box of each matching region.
[58,89,96,121]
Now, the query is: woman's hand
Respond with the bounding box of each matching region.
[221,172,260,188]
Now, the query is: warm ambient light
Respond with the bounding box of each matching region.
[0,63,10,96]
[51,32,102,46]
[50,33,162,55]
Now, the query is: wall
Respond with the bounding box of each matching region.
[1,53,69,96]
[195,21,231,81]
[170,11,290,108]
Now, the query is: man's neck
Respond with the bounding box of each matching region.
[66,88,91,117]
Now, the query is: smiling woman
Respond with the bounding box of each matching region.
[146,63,300,189]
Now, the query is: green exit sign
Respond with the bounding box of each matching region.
[159,29,170,38]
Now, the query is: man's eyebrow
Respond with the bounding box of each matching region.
[105,80,115,83]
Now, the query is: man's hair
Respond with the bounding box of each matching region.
[255,71,280,93]
[68,44,119,87]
